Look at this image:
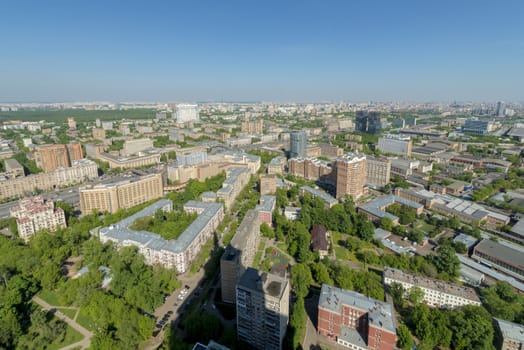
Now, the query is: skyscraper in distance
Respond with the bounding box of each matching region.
[355,111,381,134]
[289,130,307,158]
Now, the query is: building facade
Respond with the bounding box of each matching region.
[377,135,412,157]
[79,173,163,214]
[237,268,290,350]
[318,284,397,350]
[96,199,224,273]
[10,196,66,242]
[494,318,524,350]
[34,143,83,172]
[366,156,391,189]
[175,104,199,123]
[383,267,481,308]
[241,119,264,134]
[0,159,98,201]
[334,154,367,199]
[355,111,381,134]
[98,152,161,169]
[260,174,277,195]
[289,130,307,158]
[123,138,154,156]
[176,151,208,166]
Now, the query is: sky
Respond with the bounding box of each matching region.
[1,0,523,103]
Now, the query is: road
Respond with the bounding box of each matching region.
[32,295,93,350]
[0,185,82,218]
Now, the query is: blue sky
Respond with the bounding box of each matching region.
[1,0,523,102]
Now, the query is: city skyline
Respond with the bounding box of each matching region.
[1,0,523,102]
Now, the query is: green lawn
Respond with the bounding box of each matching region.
[276,241,287,252]
[413,220,436,234]
[75,309,96,331]
[57,308,78,320]
[38,289,63,306]
[335,246,350,260]
[46,324,84,350]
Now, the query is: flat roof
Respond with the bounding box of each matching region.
[474,239,524,269]
[384,267,480,302]
[495,318,524,343]
[319,284,396,334]
[238,267,288,299]
[458,255,524,293]
[300,186,337,205]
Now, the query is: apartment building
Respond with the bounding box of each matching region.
[4,158,24,178]
[92,128,106,140]
[383,267,481,308]
[10,196,66,242]
[300,186,337,208]
[175,104,199,123]
[67,117,76,130]
[494,318,524,350]
[176,151,208,166]
[334,153,367,199]
[96,199,224,273]
[288,157,334,184]
[237,268,290,350]
[318,284,397,350]
[358,195,424,225]
[34,143,83,172]
[79,173,163,214]
[289,130,307,158]
[98,152,161,169]
[221,210,260,303]
[377,135,412,157]
[366,156,391,189]
[0,159,98,201]
[217,167,251,210]
[268,156,287,175]
[241,119,263,134]
[123,138,154,156]
[260,174,277,195]
[255,195,276,225]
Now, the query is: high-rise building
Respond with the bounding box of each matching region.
[34,143,83,172]
[289,130,307,158]
[366,156,391,189]
[10,196,66,242]
[79,173,163,214]
[241,119,264,134]
[175,104,199,123]
[462,118,494,134]
[377,135,412,156]
[334,153,367,199]
[221,210,260,304]
[236,268,289,350]
[496,101,506,117]
[67,117,76,130]
[355,111,381,134]
[318,284,397,350]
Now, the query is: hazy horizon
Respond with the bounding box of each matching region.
[1,0,523,103]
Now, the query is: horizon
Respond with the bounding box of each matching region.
[1,0,523,102]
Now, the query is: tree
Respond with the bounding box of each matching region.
[380,217,393,231]
[449,305,495,350]
[356,213,374,241]
[291,263,313,298]
[397,323,414,350]
[311,262,333,285]
[260,222,275,239]
[409,286,425,305]
[433,245,460,278]
[389,282,405,309]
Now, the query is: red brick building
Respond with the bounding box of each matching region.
[318,284,397,350]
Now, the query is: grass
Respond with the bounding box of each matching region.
[335,246,350,260]
[46,324,84,350]
[57,308,78,320]
[38,289,63,306]
[413,220,436,234]
[276,241,287,252]
[253,240,266,268]
[75,309,96,331]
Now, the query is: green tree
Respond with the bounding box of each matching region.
[291,263,313,298]
[409,286,425,305]
[397,323,414,350]
[380,217,393,231]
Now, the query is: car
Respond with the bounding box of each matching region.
[211,304,216,310]
[185,285,190,290]
[167,310,173,315]
[173,303,178,307]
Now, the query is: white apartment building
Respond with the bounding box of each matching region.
[378,135,412,157]
[123,138,154,156]
[383,267,481,309]
[10,196,66,242]
[96,199,224,273]
[175,104,199,123]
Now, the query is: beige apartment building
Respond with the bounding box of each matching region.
[98,152,161,169]
[0,159,98,201]
[10,196,66,242]
[79,173,163,214]
[334,153,367,199]
[366,156,391,189]
[34,143,83,172]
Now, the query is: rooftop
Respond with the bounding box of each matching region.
[384,267,480,302]
[359,195,423,221]
[237,267,288,299]
[300,186,337,206]
[255,195,276,212]
[495,318,524,343]
[473,239,524,269]
[319,284,396,334]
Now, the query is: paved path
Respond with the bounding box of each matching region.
[32,296,93,350]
